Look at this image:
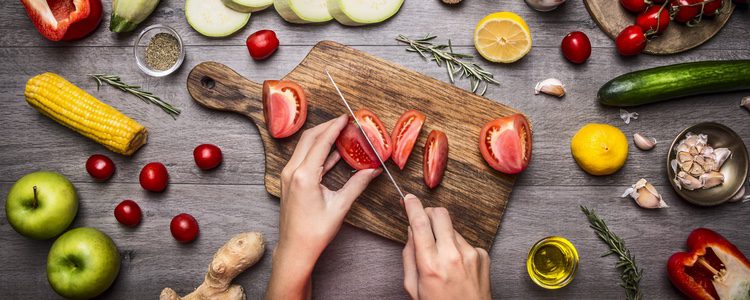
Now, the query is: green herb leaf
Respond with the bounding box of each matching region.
[89,74,181,119]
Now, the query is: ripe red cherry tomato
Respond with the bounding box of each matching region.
[86,154,115,181]
[423,130,448,189]
[246,30,279,61]
[560,31,592,64]
[615,25,647,56]
[671,0,701,23]
[636,6,671,34]
[336,109,393,170]
[194,144,223,170]
[262,80,308,139]
[139,162,169,192]
[391,110,426,170]
[479,114,532,174]
[170,213,199,243]
[114,200,142,227]
[701,0,723,17]
[620,0,649,13]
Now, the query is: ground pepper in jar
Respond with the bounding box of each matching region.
[145,33,180,71]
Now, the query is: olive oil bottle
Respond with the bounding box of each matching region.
[526,236,579,289]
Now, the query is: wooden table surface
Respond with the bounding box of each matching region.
[1,1,748,299]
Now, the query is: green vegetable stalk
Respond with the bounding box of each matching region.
[110,0,161,33]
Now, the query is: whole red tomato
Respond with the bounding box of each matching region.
[170,213,199,243]
[561,31,592,64]
[671,0,701,23]
[636,5,670,34]
[114,200,142,227]
[616,25,647,56]
[246,30,279,61]
[620,0,649,13]
[139,162,169,192]
[86,154,115,181]
[702,0,723,16]
[194,144,223,170]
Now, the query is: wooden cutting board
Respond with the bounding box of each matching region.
[186,41,525,249]
[584,0,734,54]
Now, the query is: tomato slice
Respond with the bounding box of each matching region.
[391,110,426,170]
[423,130,448,189]
[479,114,532,174]
[262,80,308,139]
[335,109,392,170]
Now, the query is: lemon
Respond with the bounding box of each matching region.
[474,12,532,63]
[570,124,629,176]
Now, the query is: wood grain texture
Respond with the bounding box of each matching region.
[584,0,734,54]
[186,41,524,250]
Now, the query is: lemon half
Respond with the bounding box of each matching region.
[474,12,532,63]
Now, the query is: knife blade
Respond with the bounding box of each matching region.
[325,69,406,199]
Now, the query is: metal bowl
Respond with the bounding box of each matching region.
[666,122,748,206]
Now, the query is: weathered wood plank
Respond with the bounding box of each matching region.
[1,46,747,188]
[1,0,748,50]
[1,183,747,299]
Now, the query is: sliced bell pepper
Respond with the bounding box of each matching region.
[668,228,750,300]
[20,0,103,41]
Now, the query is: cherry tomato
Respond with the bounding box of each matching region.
[262,80,308,139]
[246,29,279,60]
[671,0,701,23]
[391,110,426,170]
[86,154,115,181]
[423,130,448,189]
[702,0,723,17]
[139,162,169,192]
[114,200,142,227]
[170,213,199,243]
[620,0,649,13]
[336,109,392,170]
[479,114,532,174]
[560,31,592,64]
[194,144,223,170]
[615,25,647,56]
[636,6,671,34]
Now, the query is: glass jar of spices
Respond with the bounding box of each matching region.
[134,24,185,77]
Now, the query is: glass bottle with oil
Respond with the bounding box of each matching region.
[527,236,579,289]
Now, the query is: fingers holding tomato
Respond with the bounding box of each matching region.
[479,114,532,175]
[262,80,308,139]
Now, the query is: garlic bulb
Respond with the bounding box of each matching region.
[633,133,656,151]
[534,78,565,97]
[671,133,731,190]
[621,178,668,209]
[524,0,566,11]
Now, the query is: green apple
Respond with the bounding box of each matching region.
[47,227,121,299]
[5,171,78,239]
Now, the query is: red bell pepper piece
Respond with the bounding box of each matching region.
[20,0,103,41]
[668,228,750,300]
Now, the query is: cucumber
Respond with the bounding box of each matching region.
[186,0,250,37]
[274,0,332,24]
[110,0,161,32]
[327,0,404,26]
[598,60,750,107]
[221,0,272,13]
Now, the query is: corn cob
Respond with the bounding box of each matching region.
[24,73,148,155]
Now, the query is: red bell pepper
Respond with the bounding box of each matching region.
[668,228,750,300]
[20,0,103,41]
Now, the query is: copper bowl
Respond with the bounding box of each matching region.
[667,122,748,206]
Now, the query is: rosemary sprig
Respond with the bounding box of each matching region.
[581,206,643,300]
[396,34,499,96]
[89,74,181,119]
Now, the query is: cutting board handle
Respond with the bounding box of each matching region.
[187,62,263,121]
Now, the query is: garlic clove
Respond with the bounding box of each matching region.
[730,186,745,202]
[688,163,705,177]
[677,151,693,164]
[622,178,668,209]
[680,160,694,173]
[692,155,706,168]
[713,148,732,170]
[619,109,638,124]
[534,78,565,97]
[678,171,703,190]
[633,133,657,151]
[700,171,724,189]
[525,0,566,11]
[671,159,679,174]
[689,146,700,156]
[741,96,750,112]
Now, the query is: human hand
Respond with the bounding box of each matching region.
[402,194,492,300]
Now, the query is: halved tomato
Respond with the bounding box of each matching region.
[335,109,392,170]
[391,110,426,170]
[262,80,308,139]
[479,114,532,174]
[423,130,448,189]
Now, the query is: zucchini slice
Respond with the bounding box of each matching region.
[186,0,250,37]
[327,0,404,26]
[221,0,273,13]
[274,0,332,24]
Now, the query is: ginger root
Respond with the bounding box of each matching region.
[160,232,265,300]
